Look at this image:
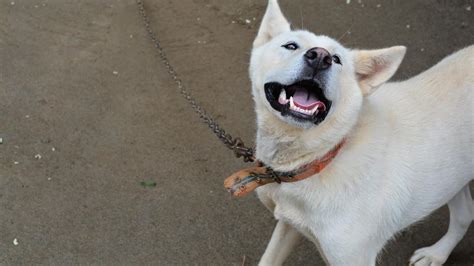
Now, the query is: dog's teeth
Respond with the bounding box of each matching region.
[289,97,318,116]
[278,90,288,104]
[289,97,315,115]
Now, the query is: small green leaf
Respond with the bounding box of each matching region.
[140,180,157,188]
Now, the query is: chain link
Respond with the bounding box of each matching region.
[136,0,255,163]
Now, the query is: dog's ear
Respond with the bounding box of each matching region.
[353,46,406,95]
[253,0,291,48]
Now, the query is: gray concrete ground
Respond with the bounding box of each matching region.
[1,0,473,265]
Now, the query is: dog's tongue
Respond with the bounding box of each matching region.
[293,88,319,108]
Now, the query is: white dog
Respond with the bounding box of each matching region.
[248,1,473,265]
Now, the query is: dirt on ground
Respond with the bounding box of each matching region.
[1,0,473,265]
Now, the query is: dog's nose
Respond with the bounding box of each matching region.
[304,47,332,70]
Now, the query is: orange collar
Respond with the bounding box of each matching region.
[224,141,345,197]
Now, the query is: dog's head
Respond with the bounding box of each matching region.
[250,0,406,131]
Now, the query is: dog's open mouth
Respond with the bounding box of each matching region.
[264,80,332,124]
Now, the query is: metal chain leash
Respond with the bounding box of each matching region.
[136,0,255,163]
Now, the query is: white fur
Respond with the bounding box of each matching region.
[250,1,474,265]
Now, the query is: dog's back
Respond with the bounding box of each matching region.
[375,45,473,119]
[364,46,473,225]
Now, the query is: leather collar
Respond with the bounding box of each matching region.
[224,141,345,197]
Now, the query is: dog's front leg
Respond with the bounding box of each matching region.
[259,220,302,266]
[325,251,377,266]
[316,230,379,266]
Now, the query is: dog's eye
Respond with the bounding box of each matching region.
[332,55,342,65]
[282,42,299,50]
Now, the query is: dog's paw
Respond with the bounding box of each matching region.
[409,246,447,266]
